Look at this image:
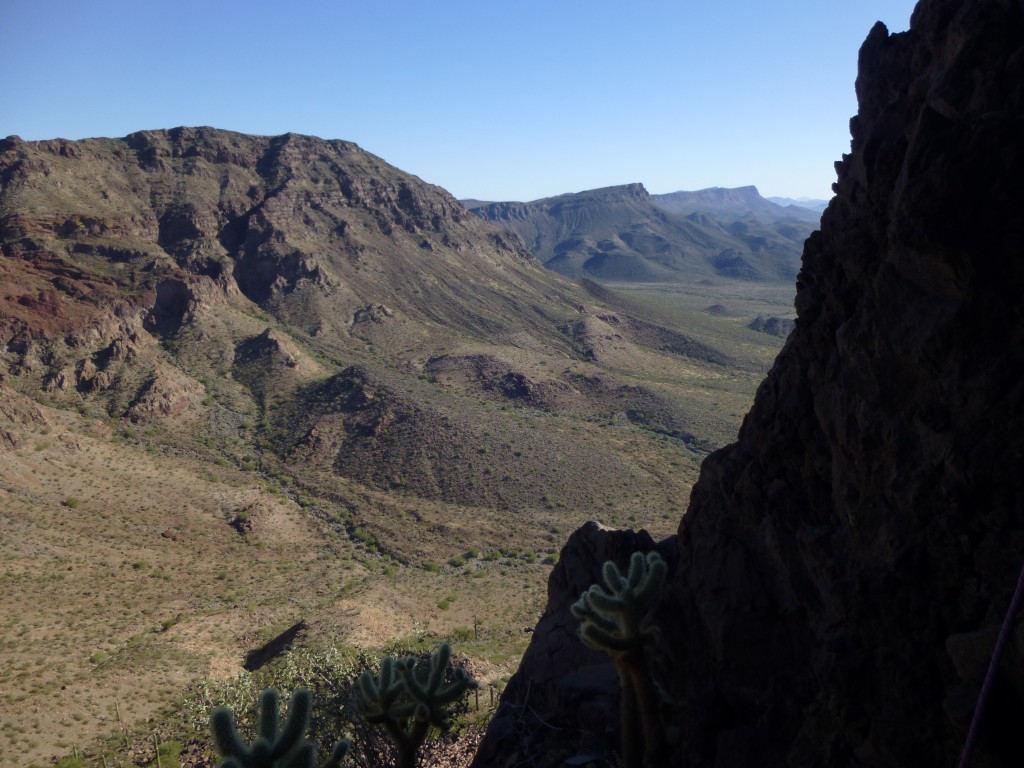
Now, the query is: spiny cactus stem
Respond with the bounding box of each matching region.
[618,665,643,768]
[602,560,627,592]
[615,650,667,768]
[259,689,280,743]
[210,707,246,759]
[429,643,450,689]
[359,644,476,768]
[376,716,427,768]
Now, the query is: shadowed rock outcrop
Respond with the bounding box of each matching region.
[474,1,1024,766]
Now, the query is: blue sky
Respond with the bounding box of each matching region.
[3,1,918,202]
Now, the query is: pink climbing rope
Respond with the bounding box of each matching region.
[957,559,1024,768]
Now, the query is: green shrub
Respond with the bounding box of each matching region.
[149,740,183,768]
[450,626,473,643]
[200,644,478,768]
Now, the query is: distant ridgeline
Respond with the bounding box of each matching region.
[464,182,822,283]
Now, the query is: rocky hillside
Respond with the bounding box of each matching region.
[0,128,568,345]
[465,183,816,283]
[474,0,1024,766]
[1,127,764,546]
[0,127,803,765]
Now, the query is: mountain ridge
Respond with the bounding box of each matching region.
[1,125,797,764]
[465,182,818,284]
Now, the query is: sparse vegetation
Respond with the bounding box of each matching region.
[210,689,349,768]
[0,127,793,768]
[356,643,477,768]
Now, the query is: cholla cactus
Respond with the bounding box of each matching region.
[358,643,477,768]
[572,550,667,656]
[210,688,350,768]
[571,550,668,768]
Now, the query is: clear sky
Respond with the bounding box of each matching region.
[2,0,919,202]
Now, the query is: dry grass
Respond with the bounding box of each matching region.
[0,275,791,767]
[0,391,355,765]
[0,389,657,766]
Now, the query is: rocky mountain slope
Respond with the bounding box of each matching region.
[474,0,1024,765]
[0,128,733,518]
[465,183,817,283]
[0,125,798,764]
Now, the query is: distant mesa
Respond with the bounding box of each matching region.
[652,185,820,225]
[765,195,830,212]
[465,182,819,284]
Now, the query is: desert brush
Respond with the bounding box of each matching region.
[210,688,350,768]
[358,643,477,768]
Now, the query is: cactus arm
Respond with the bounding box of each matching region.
[428,643,450,691]
[602,561,626,593]
[210,706,251,762]
[259,689,280,743]
[318,738,351,768]
[580,624,639,654]
[627,552,645,589]
[271,689,313,762]
[209,687,338,768]
[588,587,627,614]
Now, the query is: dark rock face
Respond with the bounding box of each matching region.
[474,1,1024,766]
